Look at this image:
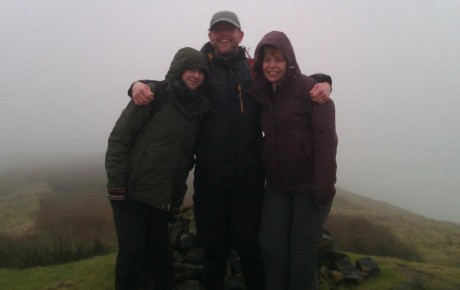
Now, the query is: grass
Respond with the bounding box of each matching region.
[331,189,460,268]
[319,253,460,289]
[0,183,50,233]
[0,168,115,268]
[0,254,116,290]
[2,252,460,290]
[369,256,460,289]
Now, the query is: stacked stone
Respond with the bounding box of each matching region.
[318,230,381,288]
[169,209,380,290]
[170,208,246,290]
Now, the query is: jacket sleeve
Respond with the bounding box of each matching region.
[309,73,332,88]
[105,100,152,189]
[127,79,155,98]
[311,99,338,206]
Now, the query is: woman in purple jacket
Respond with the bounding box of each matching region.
[248,31,338,290]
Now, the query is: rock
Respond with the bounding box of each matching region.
[172,250,184,263]
[227,250,242,275]
[356,256,380,277]
[317,228,381,288]
[173,263,204,284]
[226,273,246,290]
[344,272,364,285]
[183,248,204,265]
[175,279,202,290]
[329,270,345,284]
[180,233,197,249]
[334,255,356,275]
[170,221,183,246]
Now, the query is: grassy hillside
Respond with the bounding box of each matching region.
[2,252,460,290]
[0,183,50,233]
[0,254,115,290]
[330,189,460,268]
[1,159,460,289]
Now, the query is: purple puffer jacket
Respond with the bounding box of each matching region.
[248,31,338,205]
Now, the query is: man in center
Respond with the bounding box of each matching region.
[129,11,333,290]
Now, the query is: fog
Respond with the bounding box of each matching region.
[1,0,459,223]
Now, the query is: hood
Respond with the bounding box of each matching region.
[165,47,209,83]
[253,31,301,84]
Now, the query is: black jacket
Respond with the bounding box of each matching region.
[194,43,263,186]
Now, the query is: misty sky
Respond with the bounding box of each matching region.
[1,0,459,223]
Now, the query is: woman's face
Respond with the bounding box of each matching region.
[262,47,287,88]
[181,69,205,91]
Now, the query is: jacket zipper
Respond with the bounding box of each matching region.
[272,90,285,187]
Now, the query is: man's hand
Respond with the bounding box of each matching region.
[132,82,155,106]
[310,82,332,104]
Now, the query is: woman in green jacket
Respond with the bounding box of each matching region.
[105,47,210,290]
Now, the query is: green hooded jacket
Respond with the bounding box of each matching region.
[105,47,210,209]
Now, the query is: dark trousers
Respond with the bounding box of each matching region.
[259,188,332,290]
[110,199,173,290]
[193,174,265,290]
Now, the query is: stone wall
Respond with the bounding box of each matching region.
[143,208,381,289]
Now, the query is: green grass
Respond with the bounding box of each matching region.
[331,189,460,269]
[0,254,116,290]
[366,256,460,289]
[0,184,50,233]
[2,252,460,290]
[2,167,460,289]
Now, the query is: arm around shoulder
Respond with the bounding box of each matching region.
[309,73,332,87]
[309,73,332,104]
[128,80,155,106]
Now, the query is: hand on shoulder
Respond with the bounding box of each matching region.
[310,82,332,104]
[132,82,155,106]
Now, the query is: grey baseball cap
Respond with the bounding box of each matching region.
[209,11,241,30]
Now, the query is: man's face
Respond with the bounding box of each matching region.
[208,22,244,58]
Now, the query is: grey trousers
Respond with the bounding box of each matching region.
[259,188,332,290]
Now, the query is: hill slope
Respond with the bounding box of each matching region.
[2,160,460,288]
[331,188,460,268]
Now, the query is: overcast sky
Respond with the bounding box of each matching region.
[1,0,459,223]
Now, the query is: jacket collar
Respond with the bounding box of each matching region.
[201,42,246,67]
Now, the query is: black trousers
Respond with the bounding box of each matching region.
[259,189,332,290]
[193,172,265,290]
[110,199,173,290]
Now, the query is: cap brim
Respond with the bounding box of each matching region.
[209,18,240,30]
